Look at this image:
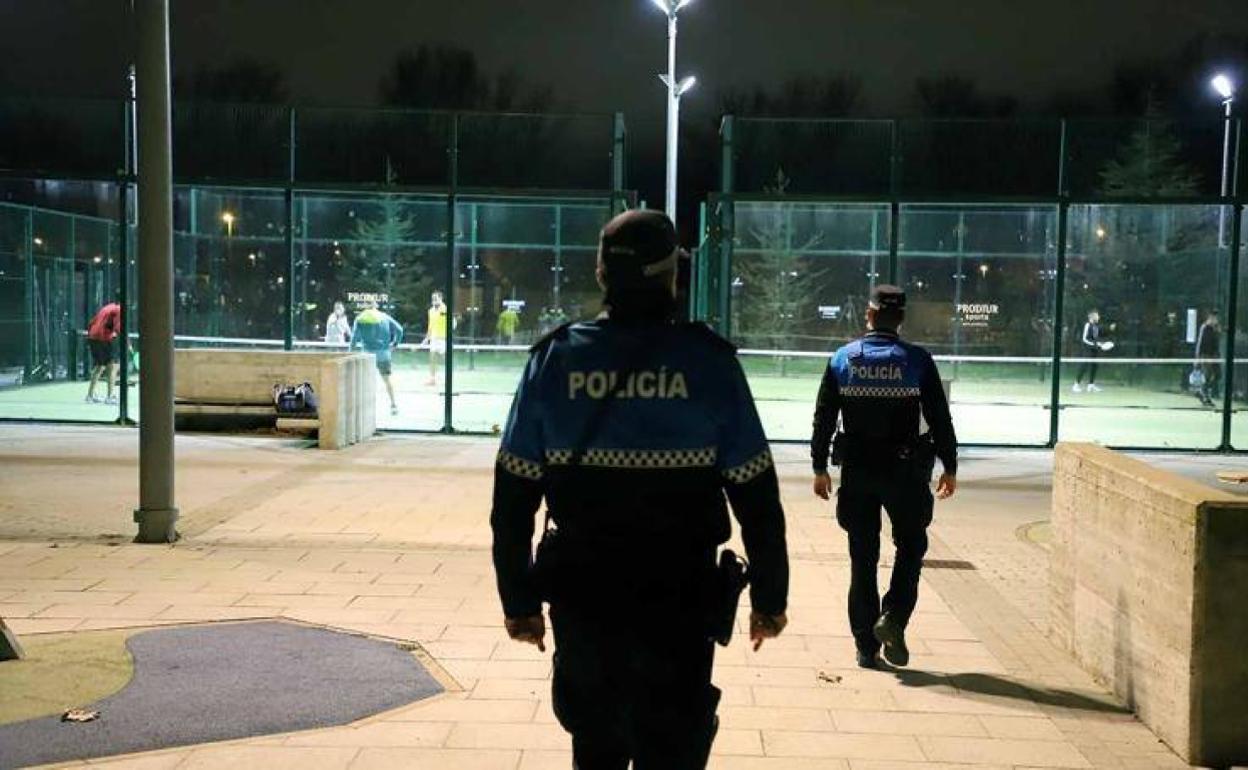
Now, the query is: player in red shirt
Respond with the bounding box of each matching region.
[86,298,122,404]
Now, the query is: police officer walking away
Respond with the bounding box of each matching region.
[491,209,790,768]
[810,285,957,669]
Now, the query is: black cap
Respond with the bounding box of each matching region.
[598,210,680,287]
[869,284,906,311]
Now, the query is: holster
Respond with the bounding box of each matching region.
[831,432,851,467]
[531,520,563,603]
[706,549,749,647]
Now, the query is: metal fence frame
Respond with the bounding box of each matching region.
[0,101,632,432]
[702,115,1246,450]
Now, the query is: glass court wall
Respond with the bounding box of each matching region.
[703,115,1246,449]
[0,100,628,431]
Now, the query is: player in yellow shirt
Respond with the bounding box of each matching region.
[421,291,450,386]
[496,305,520,345]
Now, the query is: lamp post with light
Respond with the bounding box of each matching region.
[1212,74,1235,248]
[651,0,698,225]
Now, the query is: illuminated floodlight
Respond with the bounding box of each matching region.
[650,0,671,13]
[33,236,43,246]
[1211,74,1235,100]
[676,76,698,96]
[675,0,697,10]
[220,212,235,225]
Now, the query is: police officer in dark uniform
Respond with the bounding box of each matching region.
[810,285,957,669]
[491,209,790,769]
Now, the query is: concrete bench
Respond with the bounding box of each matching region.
[174,349,376,450]
[1050,443,1248,766]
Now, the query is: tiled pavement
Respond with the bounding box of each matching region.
[0,427,1185,769]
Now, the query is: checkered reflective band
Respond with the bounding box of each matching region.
[497,450,544,480]
[722,450,774,485]
[545,447,717,470]
[841,385,921,398]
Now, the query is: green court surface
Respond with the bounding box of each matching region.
[1,349,1243,450]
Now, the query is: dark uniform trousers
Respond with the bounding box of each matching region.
[835,461,933,655]
[549,586,720,769]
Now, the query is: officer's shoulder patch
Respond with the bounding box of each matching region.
[682,322,737,353]
[529,322,573,353]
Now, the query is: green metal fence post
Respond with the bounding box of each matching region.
[888,119,901,283]
[23,208,34,383]
[444,114,460,433]
[1049,120,1070,448]
[64,216,76,381]
[118,182,132,425]
[611,112,627,215]
[719,116,735,337]
[692,200,707,321]
[1224,119,1244,449]
[1221,202,1243,450]
[283,107,296,351]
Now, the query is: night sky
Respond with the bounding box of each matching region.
[4,1,1246,113]
[2,0,1246,212]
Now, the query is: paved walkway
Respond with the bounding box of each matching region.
[0,426,1188,769]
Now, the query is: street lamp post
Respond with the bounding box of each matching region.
[652,0,698,225]
[1212,74,1235,248]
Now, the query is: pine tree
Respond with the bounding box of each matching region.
[1098,104,1202,197]
[344,164,435,331]
[735,169,823,374]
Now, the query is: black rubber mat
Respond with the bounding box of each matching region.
[0,620,443,768]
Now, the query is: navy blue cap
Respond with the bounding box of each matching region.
[869,284,906,311]
[598,210,680,287]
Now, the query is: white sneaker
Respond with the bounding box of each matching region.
[84,395,100,404]
[1071,383,1083,393]
[104,396,118,405]
[390,405,399,416]
[1087,384,1102,393]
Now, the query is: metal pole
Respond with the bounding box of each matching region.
[1049,204,1069,448]
[611,112,627,215]
[888,119,901,283]
[719,116,735,337]
[23,209,34,382]
[118,182,131,424]
[133,0,178,543]
[952,212,965,379]
[468,202,478,370]
[1220,202,1242,450]
[1049,120,1069,448]
[284,107,295,350]
[1219,99,1234,249]
[553,205,563,313]
[664,12,678,222]
[443,115,459,433]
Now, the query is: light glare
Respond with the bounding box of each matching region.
[1211,74,1235,100]
[675,0,697,10]
[650,0,671,13]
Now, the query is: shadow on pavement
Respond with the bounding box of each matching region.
[891,667,1130,714]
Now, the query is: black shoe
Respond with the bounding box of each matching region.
[873,614,910,667]
[856,649,879,669]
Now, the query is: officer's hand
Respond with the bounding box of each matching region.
[749,611,788,651]
[813,473,833,500]
[936,473,957,500]
[504,614,547,652]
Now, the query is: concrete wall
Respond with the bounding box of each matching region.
[174,349,375,450]
[1051,443,1248,766]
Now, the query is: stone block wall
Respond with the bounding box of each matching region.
[1051,443,1248,766]
[174,349,376,450]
